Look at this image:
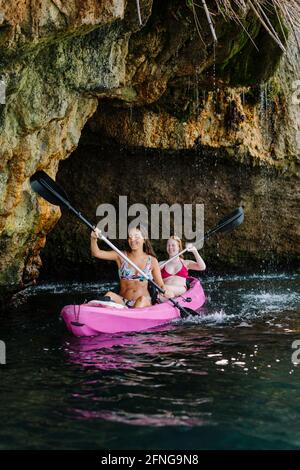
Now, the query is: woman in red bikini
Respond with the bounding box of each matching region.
[160,236,206,297]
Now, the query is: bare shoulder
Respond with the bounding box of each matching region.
[150,256,160,266]
[117,252,126,265]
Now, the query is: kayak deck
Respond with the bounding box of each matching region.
[61,277,205,336]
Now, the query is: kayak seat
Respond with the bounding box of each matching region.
[148,279,193,304]
[147,281,159,305]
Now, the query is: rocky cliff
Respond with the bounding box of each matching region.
[0,0,299,294]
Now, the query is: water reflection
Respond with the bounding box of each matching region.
[64,325,213,371]
[72,408,211,427]
[64,327,214,426]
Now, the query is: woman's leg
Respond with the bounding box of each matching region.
[105,292,152,308]
[159,284,186,302]
[105,291,125,305]
[169,285,187,296]
[134,295,152,308]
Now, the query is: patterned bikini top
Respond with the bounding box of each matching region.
[118,253,153,281]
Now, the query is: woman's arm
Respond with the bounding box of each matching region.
[90,230,119,262]
[185,245,206,271]
[151,258,173,297]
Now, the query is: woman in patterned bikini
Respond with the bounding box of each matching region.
[91,226,173,308]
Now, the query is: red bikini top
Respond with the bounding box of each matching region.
[161,259,189,279]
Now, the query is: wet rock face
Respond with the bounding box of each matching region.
[40,131,299,281]
[0,0,126,47]
[0,0,299,292]
[0,0,130,290]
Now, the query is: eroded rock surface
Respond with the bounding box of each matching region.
[0,0,299,293]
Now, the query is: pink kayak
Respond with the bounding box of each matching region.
[61,277,205,337]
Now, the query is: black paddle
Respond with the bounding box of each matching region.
[204,207,244,238]
[160,207,244,268]
[30,171,196,318]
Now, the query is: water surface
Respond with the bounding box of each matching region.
[1,274,300,450]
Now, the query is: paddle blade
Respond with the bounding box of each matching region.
[30,171,70,208]
[216,207,244,233]
[179,307,199,318]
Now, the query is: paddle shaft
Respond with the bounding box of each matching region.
[160,212,241,268]
[160,227,218,268]
[40,177,165,293]
[95,231,165,295]
[95,233,194,316]
[31,172,198,317]
[96,234,195,316]
[94,232,194,315]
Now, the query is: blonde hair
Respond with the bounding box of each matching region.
[168,235,184,258]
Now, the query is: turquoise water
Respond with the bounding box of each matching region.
[0,274,300,449]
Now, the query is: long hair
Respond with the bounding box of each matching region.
[127,226,157,258]
[169,235,184,259]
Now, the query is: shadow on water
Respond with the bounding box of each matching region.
[1,274,300,449]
